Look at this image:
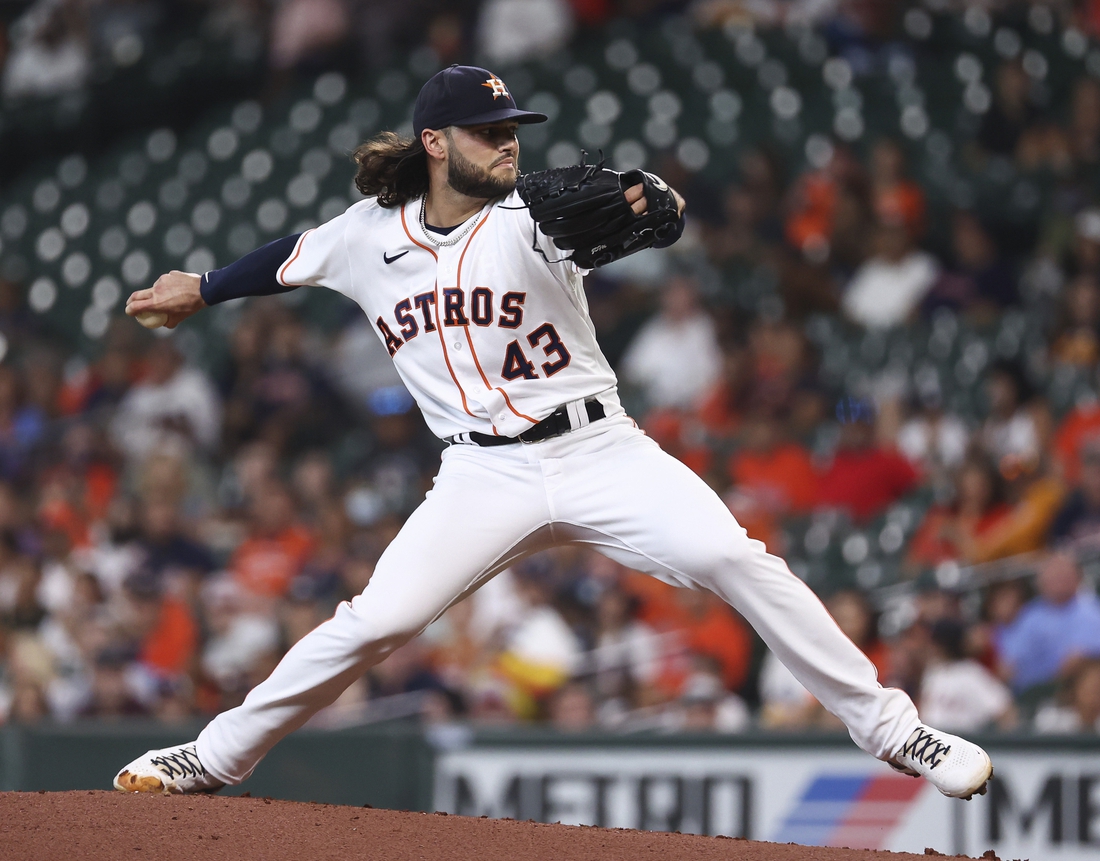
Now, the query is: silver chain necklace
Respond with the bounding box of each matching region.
[418,195,481,247]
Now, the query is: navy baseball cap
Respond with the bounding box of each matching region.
[413,65,548,136]
[836,396,875,424]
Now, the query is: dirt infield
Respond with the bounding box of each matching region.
[0,791,982,861]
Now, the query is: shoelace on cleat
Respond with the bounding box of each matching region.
[901,727,952,770]
[149,746,207,780]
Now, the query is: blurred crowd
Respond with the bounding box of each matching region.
[10,1,1100,99]
[3,1,1100,738]
[0,0,651,102]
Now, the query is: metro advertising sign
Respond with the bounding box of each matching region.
[433,742,1100,858]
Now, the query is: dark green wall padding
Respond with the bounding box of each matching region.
[4,721,1098,811]
[0,721,433,810]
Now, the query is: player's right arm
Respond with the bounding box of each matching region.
[126,203,359,328]
[125,232,304,329]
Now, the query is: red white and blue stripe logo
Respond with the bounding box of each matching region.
[773,774,925,849]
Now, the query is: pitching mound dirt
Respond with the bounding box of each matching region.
[0,791,975,860]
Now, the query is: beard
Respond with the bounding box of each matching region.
[446,144,517,199]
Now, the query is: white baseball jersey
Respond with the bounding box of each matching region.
[275,193,621,439]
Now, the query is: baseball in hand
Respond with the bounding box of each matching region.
[134,311,169,329]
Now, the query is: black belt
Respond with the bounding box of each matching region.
[447,399,606,447]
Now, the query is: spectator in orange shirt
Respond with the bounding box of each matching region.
[725,407,818,552]
[123,570,198,679]
[673,588,753,695]
[870,138,925,240]
[817,397,920,522]
[230,479,315,599]
[620,571,752,699]
[695,340,751,442]
[728,408,819,515]
[1055,400,1100,485]
[786,168,837,255]
[785,147,866,258]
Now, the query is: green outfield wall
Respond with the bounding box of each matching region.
[0,721,433,810]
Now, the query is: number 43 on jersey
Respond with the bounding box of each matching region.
[374,287,572,381]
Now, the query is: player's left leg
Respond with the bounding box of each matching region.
[115,441,557,793]
[544,418,991,799]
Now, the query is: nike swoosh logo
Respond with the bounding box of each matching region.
[384,250,410,264]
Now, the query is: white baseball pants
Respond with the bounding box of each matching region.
[196,414,919,783]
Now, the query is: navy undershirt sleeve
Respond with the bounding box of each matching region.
[199,233,303,306]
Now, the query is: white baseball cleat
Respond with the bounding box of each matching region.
[888,725,993,800]
[113,742,225,794]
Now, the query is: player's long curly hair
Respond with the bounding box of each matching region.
[353,132,429,208]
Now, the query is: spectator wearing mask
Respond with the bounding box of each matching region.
[198,578,281,713]
[671,657,749,733]
[999,552,1100,694]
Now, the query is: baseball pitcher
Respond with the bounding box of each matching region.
[115,66,992,801]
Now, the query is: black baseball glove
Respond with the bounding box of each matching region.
[516,156,682,269]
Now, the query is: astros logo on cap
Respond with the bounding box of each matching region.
[482,75,509,99]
